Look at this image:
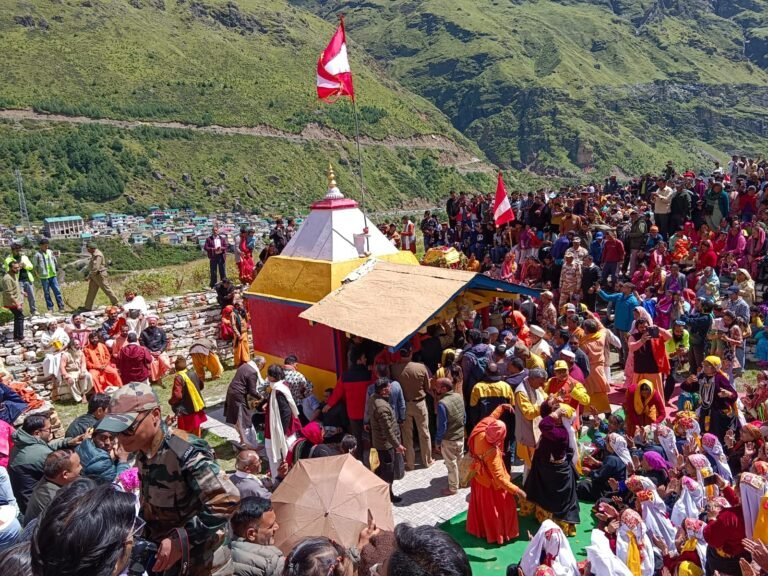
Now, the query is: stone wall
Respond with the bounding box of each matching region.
[3,290,233,402]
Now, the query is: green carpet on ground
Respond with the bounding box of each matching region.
[440,502,597,575]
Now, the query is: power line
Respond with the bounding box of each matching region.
[14,169,30,234]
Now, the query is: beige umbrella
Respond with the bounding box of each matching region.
[271,453,395,554]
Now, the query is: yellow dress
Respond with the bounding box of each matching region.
[754,494,768,543]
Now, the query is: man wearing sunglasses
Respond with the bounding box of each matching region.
[100,381,240,576]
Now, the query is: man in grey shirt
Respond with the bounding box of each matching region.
[230,450,271,499]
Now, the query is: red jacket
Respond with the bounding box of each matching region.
[326,366,373,420]
[115,343,152,383]
[703,486,745,558]
[697,249,718,271]
[601,238,625,264]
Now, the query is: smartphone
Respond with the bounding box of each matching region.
[703,475,717,487]
[648,326,659,338]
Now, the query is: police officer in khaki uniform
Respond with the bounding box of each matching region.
[100,382,240,576]
[83,242,119,311]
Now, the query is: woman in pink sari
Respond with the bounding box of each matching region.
[500,252,517,282]
[655,291,674,330]
[724,223,746,259]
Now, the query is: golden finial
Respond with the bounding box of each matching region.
[324,162,344,200]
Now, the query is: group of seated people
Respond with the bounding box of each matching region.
[34,289,177,405]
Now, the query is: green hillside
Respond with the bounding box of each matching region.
[0,120,497,220]
[0,0,489,221]
[0,0,466,139]
[5,0,768,219]
[291,0,768,176]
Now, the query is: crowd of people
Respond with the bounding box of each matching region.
[357,161,768,575]
[0,380,472,576]
[1,159,768,575]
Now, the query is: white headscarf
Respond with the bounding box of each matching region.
[630,305,654,333]
[656,424,679,466]
[608,433,632,468]
[519,520,580,576]
[740,472,768,539]
[586,529,634,576]
[616,509,654,576]
[682,518,707,572]
[702,433,733,483]
[631,478,677,551]
[671,476,705,527]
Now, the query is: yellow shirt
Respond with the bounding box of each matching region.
[525,352,546,371]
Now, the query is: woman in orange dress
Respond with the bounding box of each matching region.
[83,331,122,394]
[231,301,251,368]
[466,403,526,544]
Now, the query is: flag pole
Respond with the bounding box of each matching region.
[344,14,369,252]
[352,98,367,215]
[353,98,371,254]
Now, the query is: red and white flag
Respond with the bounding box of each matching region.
[493,171,515,226]
[317,17,355,102]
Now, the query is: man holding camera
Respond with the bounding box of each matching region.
[100,382,240,576]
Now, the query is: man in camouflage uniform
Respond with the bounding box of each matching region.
[100,381,240,576]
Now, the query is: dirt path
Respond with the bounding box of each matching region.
[0,108,493,171]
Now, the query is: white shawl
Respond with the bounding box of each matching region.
[267,380,299,463]
[519,520,580,576]
[740,473,768,539]
[629,475,677,551]
[563,414,579,467]
[586,530,634,576]
[702,437,733,483]
[41,326,70,379]
[639,490,678,552]
[608,433,632,468]
[671,476,705,527]
[616,519,654,576]
[656,425,679,466]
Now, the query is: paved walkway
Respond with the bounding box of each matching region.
[200,353,629,527]
[390,459,525,526]
[201,403,240,443]
[199,399,480,525]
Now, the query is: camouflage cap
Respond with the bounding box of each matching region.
[99,381,160,433]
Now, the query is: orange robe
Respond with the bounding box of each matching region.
[149,352,171,382]
[581,330,611,413]
[466,405,521,544]
[84,342,123,394]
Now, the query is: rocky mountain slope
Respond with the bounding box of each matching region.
[292,0,768,176]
